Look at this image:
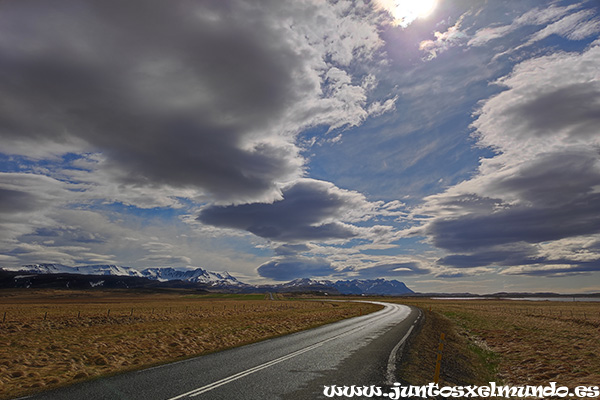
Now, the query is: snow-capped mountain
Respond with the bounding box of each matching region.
[332,279,413,295]
[77,265,145,277]
[279,278,334,288]
[141,267,245,286]
[261,278,413,295]
[1,264,414,294]
[273,278,413,295]
[2,264,245,286]
[6,263,75,274]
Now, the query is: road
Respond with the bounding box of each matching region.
[21,301,421,400]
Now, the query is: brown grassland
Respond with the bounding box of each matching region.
[0,289,381,400]
[393,298,600,390]
[3,291,599,399]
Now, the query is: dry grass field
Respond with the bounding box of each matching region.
[393,298,600,388]
[0,289,381,400]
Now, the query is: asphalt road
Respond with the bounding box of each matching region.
[21,301,421,400]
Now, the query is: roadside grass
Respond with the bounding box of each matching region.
[0,289,382,400]
[396,309,499,387]
[392,299,600,388]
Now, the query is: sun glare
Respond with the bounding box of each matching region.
[390,0,438,27]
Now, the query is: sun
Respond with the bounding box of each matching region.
[388,0,438,27]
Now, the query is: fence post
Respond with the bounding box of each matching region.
[433,333,445,384]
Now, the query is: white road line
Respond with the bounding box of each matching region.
[385,308,421,385]
[167,302,407,400]
[167,323,367,400]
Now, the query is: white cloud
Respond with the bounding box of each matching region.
[468,3,580,47]
[472,44,600,156]
[522,8,600,47]
[419,17,467,59]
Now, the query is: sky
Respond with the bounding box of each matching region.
[1,0,599,294]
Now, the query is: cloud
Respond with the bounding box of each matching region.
[468,3,580,47]
[350,262,430,278]
[273,244,311,256]
[257,257,337,281]
[257,258,430,282]
[0,188,43,214]
[523,8,600,46]
[0,0,391,205]
[472,44,600,154]
[437,244,538,268]
[502,261,600,277]
[0,173,74,241]
[410,42,600,277]
[198,179,380,243]
[419,16,467,59]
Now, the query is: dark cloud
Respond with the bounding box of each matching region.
[0,0,305,202]
[506,83,600,139]
[0,0,383,203]
[22,227,106,244]
[426,151,600,254]
[257,258,337,281]
[502,260,600,277]
[273,244,310,256]
[430,200,600,252]
[486,150,600,208]
[437,244,537,268]
[0,188,40,214]
[198,179,364,242]
[434,271,471,279]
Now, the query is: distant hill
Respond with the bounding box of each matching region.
[2,264,245,287]
[0,269,208,291]
[0,264,414,295]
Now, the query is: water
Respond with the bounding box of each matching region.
[505,297,600,302]
[431,297,600,302]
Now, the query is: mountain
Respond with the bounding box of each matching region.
[1,264,245,287]
[141,267,245,286]
[268,278,338,293]
[333,279,414,295]
[1,264,414,295]
[3,263,145,277]
[278,278,334,288]
[259,278,413,295]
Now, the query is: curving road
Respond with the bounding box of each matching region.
[21,301,421,400]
